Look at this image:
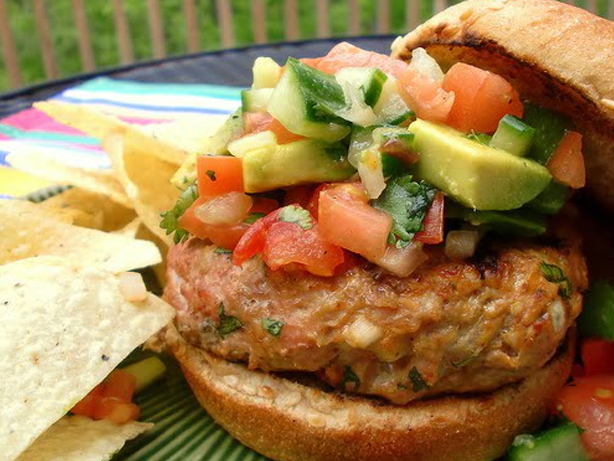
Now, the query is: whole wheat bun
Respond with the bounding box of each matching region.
[391,0,614,212]
[166,323,574,461]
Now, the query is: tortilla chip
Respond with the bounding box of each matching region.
[112,217,142,238]
[7,150,131,208]
[0,256,174,461]
[0,199,161,272]
[34,101,187,166]
[40,187,136,232]
[15,416,152,461]
[139,113,227,155]
[103,133,179,247]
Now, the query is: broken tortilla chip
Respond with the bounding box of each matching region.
[15,416,152,461]
[0,199,161,272]
[39,187,136,232]
[103,133,179,247]
[7,150,131,208]
[0,256,174,461]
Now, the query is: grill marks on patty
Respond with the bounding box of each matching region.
[164,238,587,404]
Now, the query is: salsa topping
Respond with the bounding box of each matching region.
[160,43,586,278]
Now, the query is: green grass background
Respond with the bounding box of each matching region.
[1,0,612,91]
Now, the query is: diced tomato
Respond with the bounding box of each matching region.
[554,375,614,461]
[262,221,345,276]
[251,196,279,215]
[197,156,244,197]
[180,196,278,250]
[415,192,444,245]
[547,131,585,189]
[233,206,344,276]
[94,399,140,425]
[397,65,454,123]
[301,42,407,77]
[71,385,104,418]
[284,185,317,209]
[243,111,304,144]
[71,370,139,425]
[442,62,523,133]
[318,185,392,261]
[233,210,282,266]
[582,338,614,376]
[102,370,136,403]
[244,111,273,133]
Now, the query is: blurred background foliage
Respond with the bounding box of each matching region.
[0,0,611,90]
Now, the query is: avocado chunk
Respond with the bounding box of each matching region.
[242,138,355,193]
[409,119,552,210]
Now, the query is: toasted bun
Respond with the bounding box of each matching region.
[166,323,574,461]
[391,0,614,212]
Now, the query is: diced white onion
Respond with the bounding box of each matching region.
[409,47,445,83]
[118,272,148,302]
[444,230,481,260]
[357,148,386,199]
[344,316,383,349]
[194,192,253,226]
[228,131,277,158]
[338,81,377,127]
[371,241,429,277]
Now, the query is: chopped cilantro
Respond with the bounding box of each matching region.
[261,318,284,336]
[217,303,242,338]
[409,367,429,393]
[540,262,572,298]
[373,175,436,247]
[214,247,233,254]
[278,205,313,230]
[205,169,217,181]
[340,366,361,389]
[244,212,266,224]
[159,183,198,244]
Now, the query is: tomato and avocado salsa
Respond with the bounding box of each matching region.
[160,42,585,277]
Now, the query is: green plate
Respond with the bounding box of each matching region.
[114,350,269,461]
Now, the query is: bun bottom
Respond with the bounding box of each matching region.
[166,324,574,461]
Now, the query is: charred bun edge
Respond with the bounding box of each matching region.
[391,0,614,212]
[166,323,575,461]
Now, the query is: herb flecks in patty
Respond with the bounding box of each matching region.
[217,303,243,338]
[540,262,572,298]
[261,318,284,336]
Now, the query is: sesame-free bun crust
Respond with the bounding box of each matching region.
[166,324,574,461]
[391,0,614,211]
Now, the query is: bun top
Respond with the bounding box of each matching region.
[391,0,614,211]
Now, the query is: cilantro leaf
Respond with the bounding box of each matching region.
[244,212,266,224]
[214,247,233,254]
[540,262,572,298]
[217,303,243,338]
[159,183,198,244]
[205,169,217,181]
[409,366,429,393]
[373,175,436,247]
[278,205,313,230]
[261,318,284,336]
[340,366,361,390]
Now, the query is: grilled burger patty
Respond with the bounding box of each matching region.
[165,237,587,404]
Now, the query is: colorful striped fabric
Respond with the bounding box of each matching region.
[0,77,241,196]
